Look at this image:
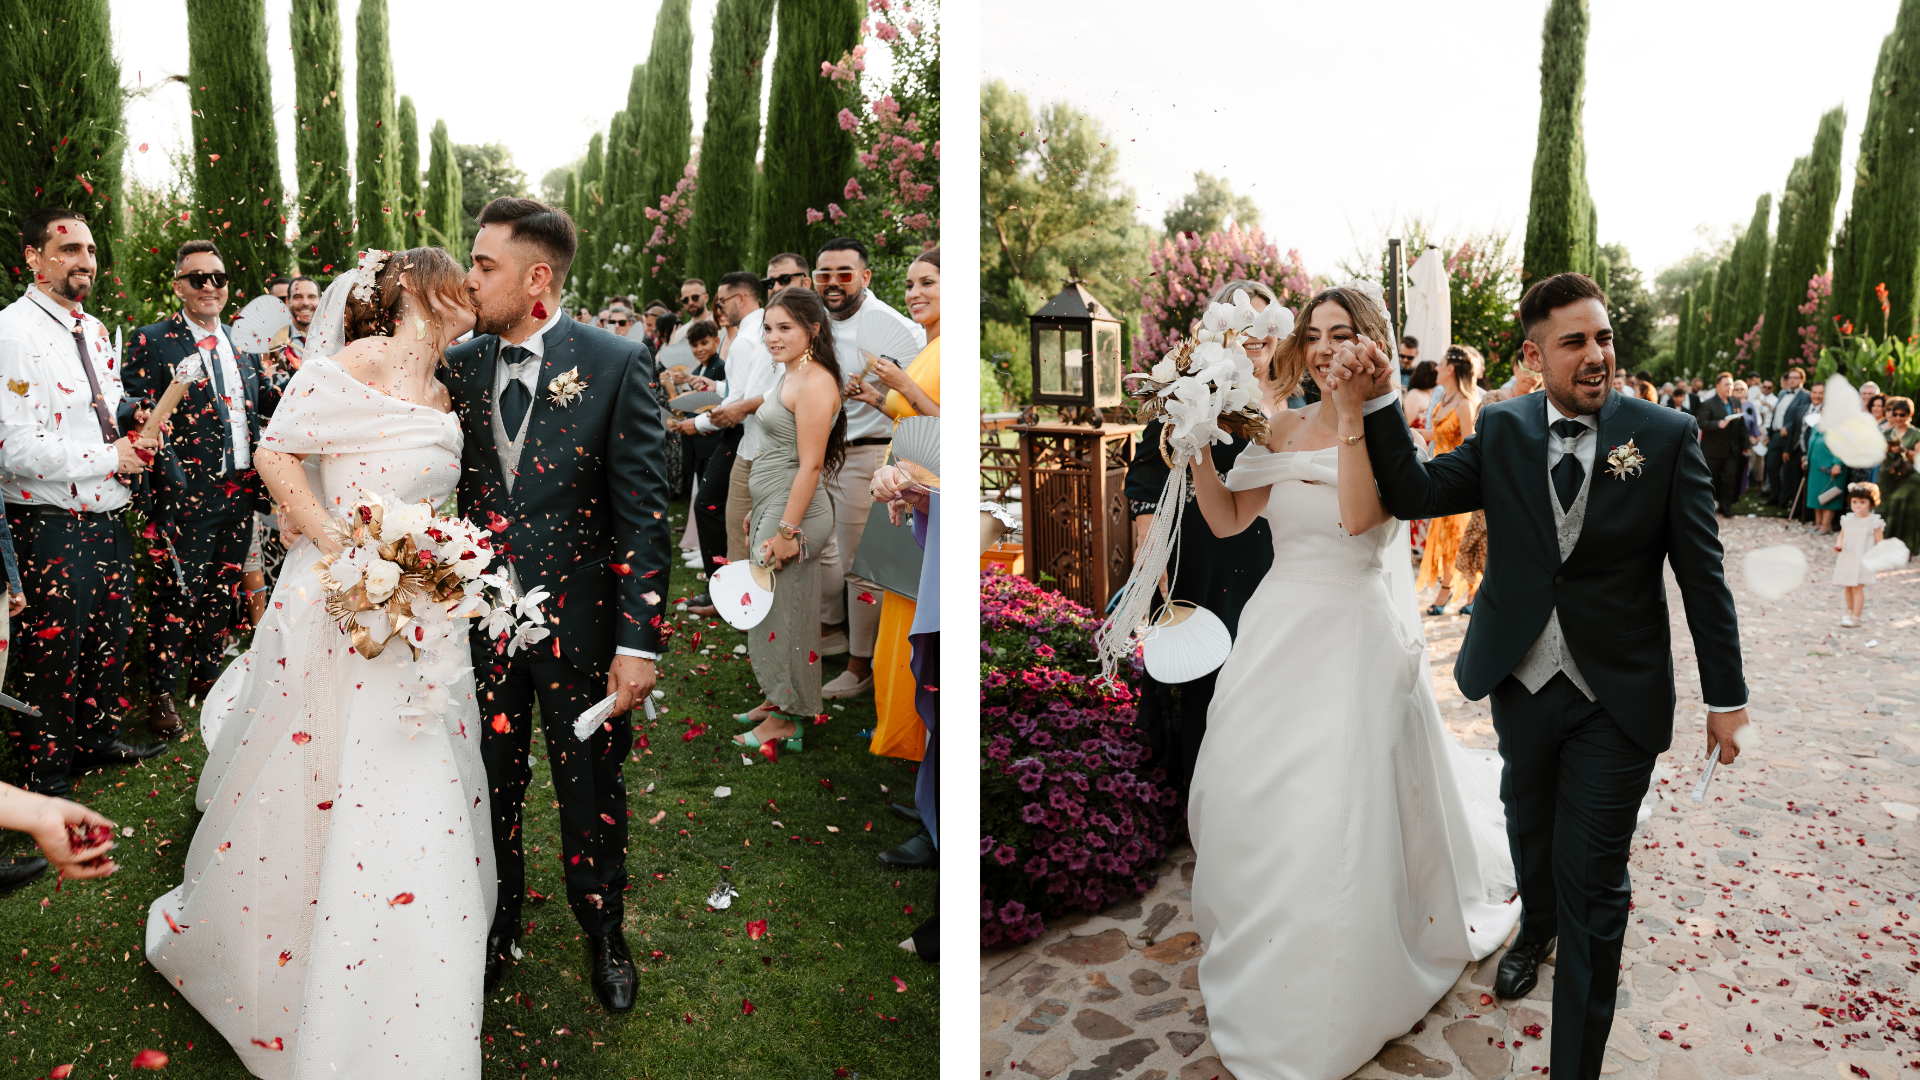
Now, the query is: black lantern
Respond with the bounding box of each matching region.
[1029,277,1124,416]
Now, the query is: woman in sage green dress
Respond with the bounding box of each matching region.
[734,287,846,755]
[1882,396,1920,551]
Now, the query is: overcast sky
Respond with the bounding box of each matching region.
[983,0,1902,280]
[113,1,899,207]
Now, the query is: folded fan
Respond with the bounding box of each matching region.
[227,294,291,354]
[668,390,723,413]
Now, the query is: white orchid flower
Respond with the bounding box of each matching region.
[1200,301,1236,334]
[506,622,552,657]
[515,586,551,625]
[480,603,518,641]
[1255,305,1295,341]
[1230,290,1257,328]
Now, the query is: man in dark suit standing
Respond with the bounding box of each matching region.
[1335,273,1747,1080]
[1693,371,1749,516]
[448,198,670,1015]
[123,240,279,735]
[1766,366,1812,507]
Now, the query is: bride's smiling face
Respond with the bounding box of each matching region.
[1301,299,1359,395]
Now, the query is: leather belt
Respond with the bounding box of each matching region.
[848,437,892,447]
[9,504,118,523]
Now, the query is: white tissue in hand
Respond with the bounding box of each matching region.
[1862,537,1912,573]
[1820,373,1893,467]
[1743,544,1807,599]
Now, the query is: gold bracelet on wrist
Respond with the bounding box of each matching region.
[1339,433,1365,446]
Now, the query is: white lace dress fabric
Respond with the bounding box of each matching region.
[146,357,494,1079]
[1186,444,1521,1080]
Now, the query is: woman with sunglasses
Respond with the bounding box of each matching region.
[1881,396,1920,554]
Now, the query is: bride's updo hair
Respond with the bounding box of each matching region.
[342,247,469,343]
[1269,285,1393,396]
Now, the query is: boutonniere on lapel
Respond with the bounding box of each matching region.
[546,367,586,409]
[1604,438,1646,480]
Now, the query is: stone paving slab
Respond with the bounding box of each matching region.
[982,516,1920,1079]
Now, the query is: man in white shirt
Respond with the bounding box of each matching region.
[124,240,281,735]
[673,278,709,345]
[683,268,785,613]
[0,207,165,795]
[810,238,926,693]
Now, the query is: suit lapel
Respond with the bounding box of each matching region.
[458,335,503,476]
[1571,391,1628,561]
[1514,392,1558,561]
[515,317,580,504]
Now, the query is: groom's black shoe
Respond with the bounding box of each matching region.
[483,933,515,994]
[1494,935,1556,1000]
[587,930,637,1013]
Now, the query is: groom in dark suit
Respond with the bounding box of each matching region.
[1334,273,1747,1080]
[449,197,671,1014]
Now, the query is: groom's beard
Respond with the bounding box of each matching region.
[473,301,532,337]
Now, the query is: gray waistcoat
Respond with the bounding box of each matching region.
[1512,434,1597,700]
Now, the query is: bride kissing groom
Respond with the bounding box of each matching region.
[1184,271,1744,1080]
[146,198,670,1079]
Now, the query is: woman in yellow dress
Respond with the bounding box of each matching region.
[1417,345,1482,614]
[849,249,940,769]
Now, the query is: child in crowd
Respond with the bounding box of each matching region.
[1832,481,1886,627]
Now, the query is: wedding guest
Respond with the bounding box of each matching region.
[1125,278,1275,803]
[1397,334,1419,387]
[763,254,810,295]
[677,320,725,498]
[1861,381,1883,415]
[686,270,777,615]
[1806,383,1843,531]
[1735,379,1765,499]
[1880,397,1920,552]
[594,308,611,329]
[1832,481,1885,627]
[651,312,678,355]
[869,461,940,894]
[1694,372,1748,516]
[264,274,291,300]
[1611,369,1629,393]
[1769,367,1812,506]
[641,300,670,341]
[675,278,708,344]
[0,207,164,791]
[1667,386,1690,411]
[1417,345,1481,614]
[812,237,925,688]
[125,240,281,735]
[1402,360,1438,449]
[732,287,845,757]
[860,251,942,754]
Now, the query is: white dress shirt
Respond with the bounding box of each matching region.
[0,287,128,512]
[828,290,927,442]
[494,309,658,663]
[184,312,251,471]
[1363,388,1745,712]
[694,307,778,459]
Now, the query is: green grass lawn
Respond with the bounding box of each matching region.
[0,502,938,1079]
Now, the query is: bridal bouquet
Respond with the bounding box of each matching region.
[1095,291,1294,677]
[314,491,548,661]
[1123,289,1290,464]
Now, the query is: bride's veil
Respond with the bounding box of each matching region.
[305,271,356,360]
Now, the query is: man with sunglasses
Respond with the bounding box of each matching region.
[761,254,811,296]
[606,304,636,338]
[810,237,926,690]
[0,207,166,805]
[674,279,708,344]
[123,240,281,737]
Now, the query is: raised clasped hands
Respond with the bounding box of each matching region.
[1324,334,1394,422]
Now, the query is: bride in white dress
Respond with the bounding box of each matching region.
[1185,284,1521,1080]
[147,249,493,1079]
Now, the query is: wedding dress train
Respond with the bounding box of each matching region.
[147,357,494,1079]
[1187,445,1521,1080]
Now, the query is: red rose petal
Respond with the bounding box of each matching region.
[891,976,908,993]
[490,714,511,734]
[278,950,292,967]
[315,800,333,810]
[808,651,818,664]
[52,1066,74,1079]
[612,563,632,575]
[746,919,768,940]
[132,1049,169,1068]
[741,592,752,606]
[164,910,185,934]
[741,997,755,1015]
[388,892,415,906]
[290,731,312,745]
[250,1037,284,1050]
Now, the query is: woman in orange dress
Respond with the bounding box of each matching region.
[1416,346,1483,614]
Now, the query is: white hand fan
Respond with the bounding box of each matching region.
[1819,374,1891,468]
[1743,544,1807,599]
[1139,601,1233,684]
[1862,538,1912,573]
[228,294,291,354]
[669,390,723,413]
[712,559,776,630]
[889,414,939,475]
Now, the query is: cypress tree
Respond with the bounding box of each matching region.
[1676,287,1694,373]
[396,95,421,249]
[355,0,401,251]
[686,0,776,289]
[422,119,463,253]
[754,0,861,267]
[1833,34,1896,337]
[564,170,580,220]
[1760,106,1846,370]
[290,0,351,276]
[1693,265,1717,375]
[1522,0,1595,283]
[185,0,286,300]
[637,1,695,300]
[0,0,125,299]
[1852,0,1920,340]
[600,112,633,300]
[1728,194,1772,363]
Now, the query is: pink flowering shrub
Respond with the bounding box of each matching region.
[1798,272,1833,363]
[639,155,698,282]
[980,569,1176,948]
[1134,225,1312,367]
[808,0,939,253]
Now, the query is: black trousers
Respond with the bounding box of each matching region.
[692,428,742,578]
[1704,448,1743,514]
[475,641,632,938]
[1489,673,1657,1080]
[1762,436,1788,499]
[6,509,134,795]
[147,501,251,694]
[1139,668,1219,806]
[1776,448,1806,509]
